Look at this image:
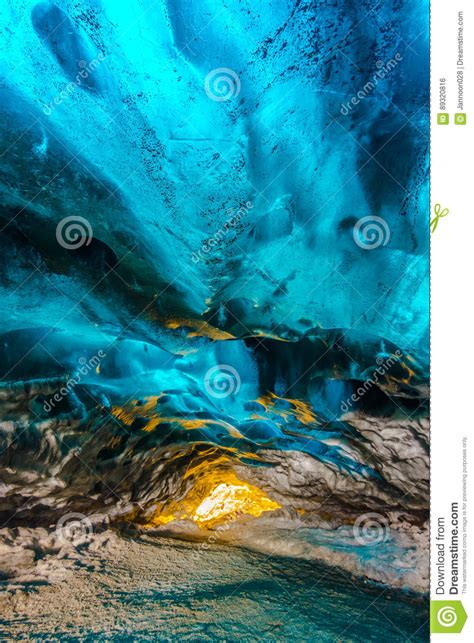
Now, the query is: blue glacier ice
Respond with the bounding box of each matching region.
[0,0,429,638]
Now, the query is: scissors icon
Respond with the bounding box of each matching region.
[430,203,449,233]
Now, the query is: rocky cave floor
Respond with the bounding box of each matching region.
[0,530,429,642]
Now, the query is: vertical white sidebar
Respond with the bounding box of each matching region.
[431,0,473,638]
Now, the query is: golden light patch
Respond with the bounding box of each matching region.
[145,459,280,530]
[111,398,244,437]
[161,316,235,340]
[257,392,319,426]
[193,481,280,527]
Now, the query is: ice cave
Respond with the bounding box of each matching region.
[0,0,429,639]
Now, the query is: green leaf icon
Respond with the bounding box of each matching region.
[430,601,467,634]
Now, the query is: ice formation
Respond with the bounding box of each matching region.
[0,0,429,600]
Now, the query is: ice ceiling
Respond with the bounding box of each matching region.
[0,0,429,590]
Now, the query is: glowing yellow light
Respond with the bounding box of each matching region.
[257,392,319,425]
[142,459,280,530]
[193,482,280,527]
[111,399,244,436]
[150,513,176,526]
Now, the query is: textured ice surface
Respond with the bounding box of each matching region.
[0,0,429,352]
[0,533,429,641]
[0,0,429,619]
